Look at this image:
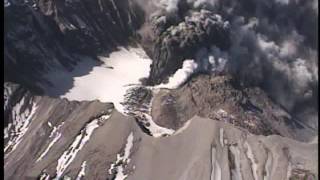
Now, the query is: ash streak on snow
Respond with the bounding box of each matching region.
[36,122,65,162]
[210,146,222,180]
[219,128,224,147]
[122,86,175,137]
[245,141,258,180]
[108,132,134,180]
[57,46,151,115]
[286,162,292,180]
[54,115,110,179]
[136,113,175,138]
[263,151,273,180]
[39,172,50,180]
[76,161,87,180]
[4,101,38,155]
[229,145,243,180]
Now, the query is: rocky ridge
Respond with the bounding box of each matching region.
[3,83,318,179]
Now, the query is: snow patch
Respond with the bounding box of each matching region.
[37,133,61,162]
[108,132,134,180]
[55,115,110,179]
[286,162,292,180]
[214,109,235,123]
[39,172,51,180]
[36,122,65,162]
[219,128,224,147]
[135,113,175,138]
[48,121,52,128]
[245,142,258,180]
[76,161,87,180]
[263,151,273,180]
[210,146,222,180]
[230,145,243,180]
[51,47,151,115]
[125,91,175,138]
[4,101,38,155]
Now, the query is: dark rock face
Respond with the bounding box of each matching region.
[151,74,317,141]
[4,0,145,92]
[146,9,231,85]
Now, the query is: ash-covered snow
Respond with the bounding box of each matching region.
[76,161,87,180]
[108,132,134,180]
[219,128,224,147]
[46,47,151,114]
[37,133,61,162]
[45,46,180,138]
[55,115,110,179]
[137,113,175,138]
[286,162,292,180]
[214,109,235,123]
[121,87,175,138]
[263,151,273,180]
[4,101,38,155]
[36,122,65,162]
[245,142,258,180]
[210,147,222,180]
[39,172,50,180]
[230,145,243,180]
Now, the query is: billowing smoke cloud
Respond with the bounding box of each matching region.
[155,45,228,89]
[135,0,318,126]
[155,59,198,89]
[219,0,318,122]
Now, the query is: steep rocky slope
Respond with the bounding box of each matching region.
[3,83,317,179]
[151,75,317,141]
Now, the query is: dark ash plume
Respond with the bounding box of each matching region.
[135,0,318,128]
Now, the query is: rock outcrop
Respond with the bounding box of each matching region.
[151,75,317,142]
